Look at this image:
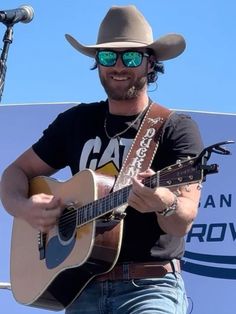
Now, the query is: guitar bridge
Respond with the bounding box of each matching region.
[38,231,46,260]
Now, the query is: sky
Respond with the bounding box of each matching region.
[0,0,235,113]
[0,1,235,314]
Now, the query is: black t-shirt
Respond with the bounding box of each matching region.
[32,100,204,262]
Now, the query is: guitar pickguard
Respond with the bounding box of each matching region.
[46,235,76,269]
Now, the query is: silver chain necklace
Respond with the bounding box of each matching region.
[104,107,147,140]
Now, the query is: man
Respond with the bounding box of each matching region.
[0,5,203,314]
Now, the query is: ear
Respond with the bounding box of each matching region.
[148,56,155,73]
[148,56,155,71]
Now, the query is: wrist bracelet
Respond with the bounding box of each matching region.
[157,194,178,217]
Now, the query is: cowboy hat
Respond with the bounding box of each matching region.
[65,5,186,61]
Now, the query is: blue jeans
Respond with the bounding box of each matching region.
[65,273,188,314]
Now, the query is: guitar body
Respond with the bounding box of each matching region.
[10,169,123,311]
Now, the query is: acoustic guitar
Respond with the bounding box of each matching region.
[10,141,232,310]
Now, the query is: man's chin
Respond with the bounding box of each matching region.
[105,86,140,101]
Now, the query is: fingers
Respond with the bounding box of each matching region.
[43,195,62,211]
[136,168,155,179]
[131,176,150,196]
[31,193,61,208]
[25,193,64,232]
[38,196,63,232]
[128,173,172,213]
[128,177,152,211]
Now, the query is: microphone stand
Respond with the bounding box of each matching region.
[0,24,14,103]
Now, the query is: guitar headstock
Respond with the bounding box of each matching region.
[159,158,205,187]
[149,140,234,188]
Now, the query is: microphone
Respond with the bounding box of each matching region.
[0,5,34,25]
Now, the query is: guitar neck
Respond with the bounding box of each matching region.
[76,173,159,227]
[76,158,201,227]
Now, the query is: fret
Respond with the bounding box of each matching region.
[109,193,115,209]
[103,195,112,213]
[94,199,103,217]
[77,207,84,225]
[87,203,93,220]
[119,192,124,206]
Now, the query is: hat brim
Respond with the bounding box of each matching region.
[65,33,186,61]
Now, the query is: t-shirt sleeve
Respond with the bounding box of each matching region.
[32,112,69,170]
[162,113,204,162]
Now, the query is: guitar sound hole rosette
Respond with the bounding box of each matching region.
[58,207,77,242]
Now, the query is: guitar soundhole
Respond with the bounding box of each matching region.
[58,207,77,242]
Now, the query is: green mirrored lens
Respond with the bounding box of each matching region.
[98,51,117,66]
[122,52,142,67]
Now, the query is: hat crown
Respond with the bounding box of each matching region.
[97,5,153,45]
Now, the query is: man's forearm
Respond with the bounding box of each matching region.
[156,195,199,237]
[0,165,30,217]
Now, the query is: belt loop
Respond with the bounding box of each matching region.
[122,263,130,280]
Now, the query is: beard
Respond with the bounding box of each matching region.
[99,71,147,101]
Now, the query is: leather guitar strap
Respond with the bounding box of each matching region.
[113,102,172,214]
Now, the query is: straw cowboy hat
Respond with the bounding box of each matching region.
[65,5,186,61]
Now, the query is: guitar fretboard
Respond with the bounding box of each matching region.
[59,156,203,230]
[76,173,159,226]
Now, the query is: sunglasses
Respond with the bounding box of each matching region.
[96,50,149,68]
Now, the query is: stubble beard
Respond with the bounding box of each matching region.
[100,74,147,101]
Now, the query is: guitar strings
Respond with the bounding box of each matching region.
[59,168,193,230]
[57,165,196,233]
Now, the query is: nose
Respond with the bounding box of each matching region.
[114,54,125,69]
